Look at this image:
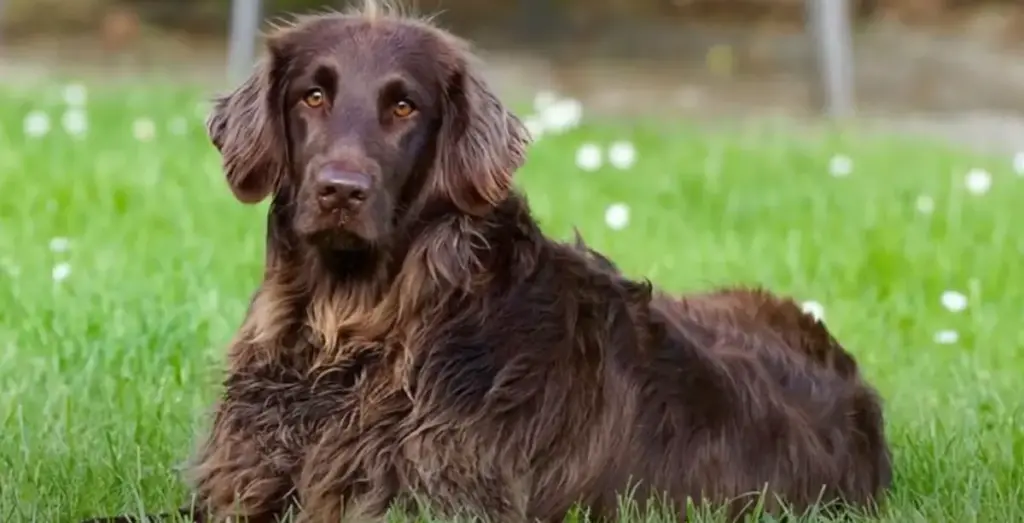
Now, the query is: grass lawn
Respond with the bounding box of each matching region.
[0,81,1021,523]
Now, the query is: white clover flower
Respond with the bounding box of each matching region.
[52,263,71,282]
[1013,152,1024,176]
[575,143,602,171]
[523,116,545,141]
[604,203,630,230]
[539,98,582,134]
[933,329,959,344]
[965,168,991,195]
[800,301,826,322]
[61,109,88,137]
[48,237,71,253]
[62,83,88,107]
[23,111,51,138]
[607,141,636,170]
[828,154,853,177]
[915,194,934,215]
[132,118,157,142]
[533,90,559,113]
[940,290,968,313]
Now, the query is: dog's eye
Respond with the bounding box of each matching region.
[392,100,416,118]
[302,88,326,108]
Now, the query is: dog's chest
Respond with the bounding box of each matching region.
[226,344,397,444]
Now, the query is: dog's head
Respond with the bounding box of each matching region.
[206,6,531,253]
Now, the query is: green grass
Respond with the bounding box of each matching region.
[0,81,1022,523]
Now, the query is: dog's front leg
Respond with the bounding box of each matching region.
[186,396,299,523]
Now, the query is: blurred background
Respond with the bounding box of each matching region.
[2,0,1024,150]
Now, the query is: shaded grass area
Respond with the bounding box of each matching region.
[0,82,1021,522]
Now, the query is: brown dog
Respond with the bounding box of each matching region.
[83,3,891,523]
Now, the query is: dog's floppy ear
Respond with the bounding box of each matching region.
[205,46,291,204]
[432,43,531,216]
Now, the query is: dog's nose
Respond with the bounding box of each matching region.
[315,167,371,211]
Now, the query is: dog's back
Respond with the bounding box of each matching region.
[661,287,860,380]
[569,230,859,380]
[634,290,892,515]
[568,231,891,518]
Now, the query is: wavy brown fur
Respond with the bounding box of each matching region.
[83,4,891,523]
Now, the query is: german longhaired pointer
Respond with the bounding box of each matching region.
[83,3,891,522]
